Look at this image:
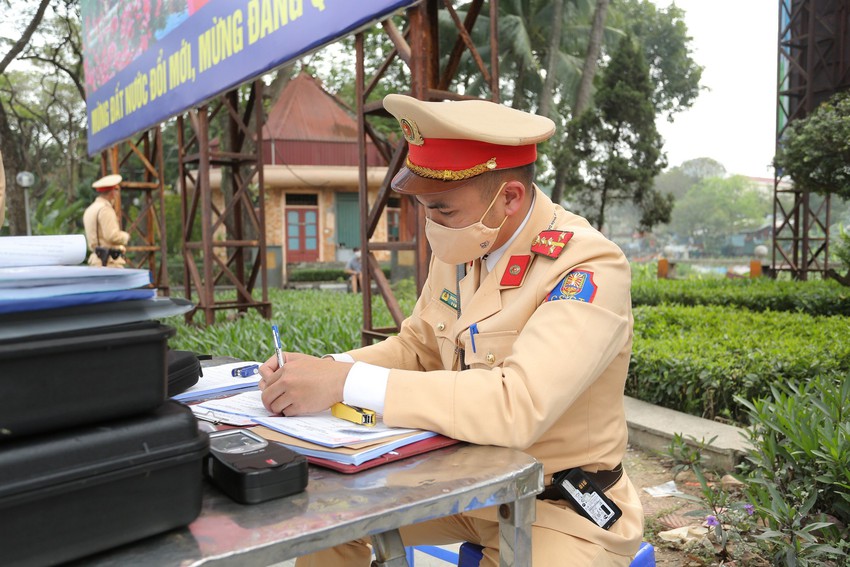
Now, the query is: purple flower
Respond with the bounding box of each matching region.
[706,515,719,527]
[744,504,755,516]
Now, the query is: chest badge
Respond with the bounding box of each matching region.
[439,288,459,311]
[500,255,531,287]
[531,230,573,259]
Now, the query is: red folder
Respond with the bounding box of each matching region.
[307,435,462,473]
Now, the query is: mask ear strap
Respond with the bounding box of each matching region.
[480,182,507,219]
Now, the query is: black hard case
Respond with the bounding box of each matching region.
[0,321,173,439]
[166,348,202,397]
[0,401,209,567]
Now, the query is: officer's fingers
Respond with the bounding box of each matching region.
[269,396,292,416]
[261,381,288,414]
[258,355,281,390]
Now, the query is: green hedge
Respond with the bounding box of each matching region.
[288,266,392,282]
[628,304,850,424]
[631,277,850,317]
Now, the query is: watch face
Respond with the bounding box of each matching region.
[210,430,267,453]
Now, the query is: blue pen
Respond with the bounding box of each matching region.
[272,325,285,367]
[469,323,479,353]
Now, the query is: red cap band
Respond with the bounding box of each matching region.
[408,138,537,173]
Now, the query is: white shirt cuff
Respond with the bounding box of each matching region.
[342,361,389,414]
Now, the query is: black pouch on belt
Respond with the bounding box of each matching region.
[551,468,623,530]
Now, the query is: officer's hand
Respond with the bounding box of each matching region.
[257,351,312,390]
[260,356,351,416]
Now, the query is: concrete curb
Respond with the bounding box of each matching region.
[624,396,750,472]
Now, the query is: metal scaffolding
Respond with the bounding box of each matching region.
[100,128,169,293]
[355,0,501,346]
[774,0,850,279]
[176,80,271,325]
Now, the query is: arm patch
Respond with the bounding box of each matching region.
[545,270,597,303]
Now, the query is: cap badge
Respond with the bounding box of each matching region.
[400,118,424,146]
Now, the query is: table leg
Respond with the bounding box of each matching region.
[370,529,409,567]
[497,495,536,567]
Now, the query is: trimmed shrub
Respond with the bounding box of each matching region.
[631,277,850,317]
[628,304,850,423]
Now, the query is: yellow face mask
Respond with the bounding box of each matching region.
[424,183,508,265]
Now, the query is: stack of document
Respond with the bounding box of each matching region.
[0,235,154,315]
[174,361,263,405]
[0,235,192,329]
[187,389,439,467]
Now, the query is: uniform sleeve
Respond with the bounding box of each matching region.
[345,257,444,373]
[383,235,632,449]
[98,207,130,246]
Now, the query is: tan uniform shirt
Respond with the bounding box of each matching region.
[83,196,129,267]
[346,187,642,556]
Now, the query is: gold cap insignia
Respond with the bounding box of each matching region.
[400,118,424,146]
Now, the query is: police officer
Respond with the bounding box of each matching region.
[258,95,643,566]
[83,174,129,268]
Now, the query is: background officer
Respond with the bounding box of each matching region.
[259,94,643,566]
[83,174,129,268]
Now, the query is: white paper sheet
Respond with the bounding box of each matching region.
[0,235,87,268]
[255,410,422,448]
[172,361,262,402]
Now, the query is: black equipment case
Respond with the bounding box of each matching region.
[166,348,202,397]
[0,401,209,567]
[0,321,173,439]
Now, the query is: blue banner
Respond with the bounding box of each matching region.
[83,0,417,155]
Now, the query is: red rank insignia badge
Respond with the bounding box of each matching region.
[531,230,573,259]
[500,255,531,287]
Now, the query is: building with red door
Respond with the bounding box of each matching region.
[208,72,398,285]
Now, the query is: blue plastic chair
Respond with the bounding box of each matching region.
[409,540,656,566]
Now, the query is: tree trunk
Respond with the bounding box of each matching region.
[539,0,565,120]
[0,0,52,234]
[553,0,610,206]
[0,0,51,75]
[826,268,850,287]
[511,61,526,110]
[0,104,28,235]
[573,0,610,117]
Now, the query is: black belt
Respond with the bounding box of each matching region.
[536,463,623,501]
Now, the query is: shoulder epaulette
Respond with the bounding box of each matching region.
[531,230,573,259]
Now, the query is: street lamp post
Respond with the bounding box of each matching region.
[15,171,34,236]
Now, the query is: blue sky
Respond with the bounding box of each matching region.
[652,0,778,179]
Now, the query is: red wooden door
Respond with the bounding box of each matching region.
[285,207,319,263]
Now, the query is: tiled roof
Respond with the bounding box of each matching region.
[263,72,358,142]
